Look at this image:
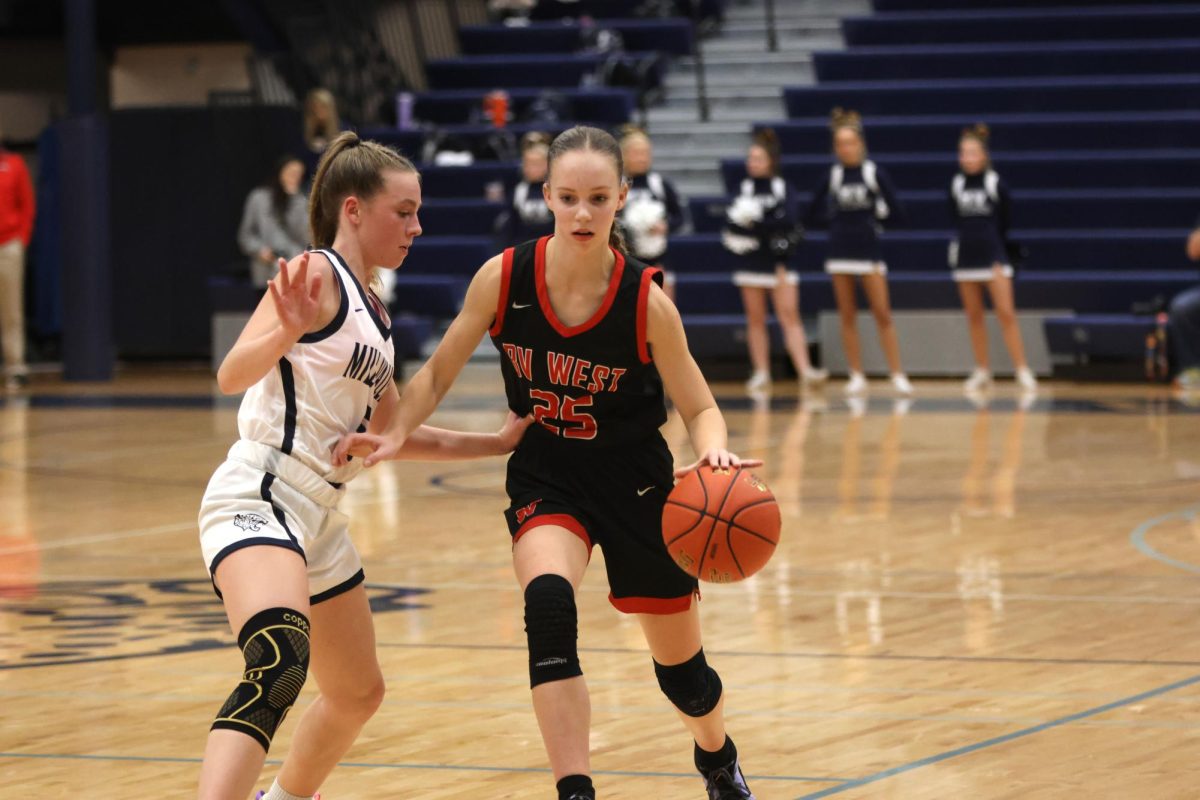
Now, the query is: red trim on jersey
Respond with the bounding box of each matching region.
[513,513,593,554]
[488,247,515,337]
[535,235,626,338]
[636,267,662,364]
[608,591,695,615]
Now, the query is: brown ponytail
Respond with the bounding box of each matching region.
[751,127,782,177]
[546,125,628,255]
[308,131,419,248]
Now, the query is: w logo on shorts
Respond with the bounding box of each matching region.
[233,512,269,532]
[515,500,542,525]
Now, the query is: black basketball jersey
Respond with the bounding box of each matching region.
[490,235,667,449]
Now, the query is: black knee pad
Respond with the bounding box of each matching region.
[524,574,582,689]
[654,648,723,718]
[211,607,311,751]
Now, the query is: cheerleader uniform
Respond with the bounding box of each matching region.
[949,169,1013,281]
[805,160,902,276]
[721,175,802,289]
[619,170,685,285]
[495,179,555,246]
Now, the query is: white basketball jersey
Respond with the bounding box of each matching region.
[237,248,395,485]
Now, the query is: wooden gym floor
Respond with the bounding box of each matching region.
[1,365,1199,798]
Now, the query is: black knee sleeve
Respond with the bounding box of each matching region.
[654,648,723,718]
[211,607,311,751]
[524,574,582,689]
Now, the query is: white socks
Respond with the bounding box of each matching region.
[263,780,311,800]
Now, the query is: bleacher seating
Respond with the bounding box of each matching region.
[758,112,1200,153]
[384,0,1200,377]
[784,75,1200,117]
[414,87,635,125]
[842,6,1200,46]
[458,19,694,57]
[719,0,1200,374]
[425,52,665,92]
[814,39,1200,81]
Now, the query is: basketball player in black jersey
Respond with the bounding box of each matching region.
[335,126,761,800]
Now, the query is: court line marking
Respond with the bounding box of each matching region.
[0,752,847,783]
[792,671,1200,799]
[1129,503,1200,575]
[375,641,1200,669]
[0,521,196,556]
[1,686,1195,731]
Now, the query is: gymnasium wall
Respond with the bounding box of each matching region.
[110,43,253,108]
[107,106,303,358]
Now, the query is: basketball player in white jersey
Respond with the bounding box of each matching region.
[196,131,530,800]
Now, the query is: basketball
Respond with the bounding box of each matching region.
[662,467,781,583]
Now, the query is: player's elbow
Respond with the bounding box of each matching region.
[215,364,248,395]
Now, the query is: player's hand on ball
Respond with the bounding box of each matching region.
[673,449,763,478]
[497,411,534,452]
[332,432,402,468]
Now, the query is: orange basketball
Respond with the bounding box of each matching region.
[662,466,781,583]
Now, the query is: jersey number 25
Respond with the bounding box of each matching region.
[530,389,597,440]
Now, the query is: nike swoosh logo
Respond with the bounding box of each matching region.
[512,302,532,309]
[355,308,365,312]
[637,486,655,496]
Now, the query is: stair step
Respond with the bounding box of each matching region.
[700,34,843,54]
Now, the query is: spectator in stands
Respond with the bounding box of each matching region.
[237,155,309,288]
[0,116,35,391]
[488,0,535,23]
[805,108,911,396]
[494,131,555,246]
[1173,217,1200,390]
[302,88,342,176]
[722,128,827,393]
[950,124,1037,395]
[618,127,685,302]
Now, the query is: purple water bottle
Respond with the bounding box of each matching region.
[396,91,414,130]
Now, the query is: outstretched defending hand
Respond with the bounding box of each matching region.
[332,432,400,469]
[497,410,535,452]
[269,252,322,339]
[673,449,763,479]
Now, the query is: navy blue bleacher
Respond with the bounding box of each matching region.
[668,232,1194,276]
[672,270,1198,317]
[690,190,1200,233]
[414,87,634,125]
[814,39,1200,82]
[417,199,504,235]
[785,75,1200,117]
[425,52,665,91]
[458,19,694,56]
[758,112,1200,154]
[875,0,1199,8]
[721,152,1200,193]
[1043,314,1157,362]
[842,6,1200,46]
[401,236,494,277]
[413,162,517,198]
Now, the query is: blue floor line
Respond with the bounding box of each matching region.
[793,671,1200,799]
[0,752,847,783]
[1129,503,1200,575]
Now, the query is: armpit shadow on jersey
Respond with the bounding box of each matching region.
[0,579,429,670]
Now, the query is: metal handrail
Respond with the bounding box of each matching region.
[691,11,710,122]
[765,0,779,53]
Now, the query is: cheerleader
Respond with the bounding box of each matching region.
[805,109,911,396]
[722,129,827,392]
[950,124,1036,393]
[495,131,555,246]
[618,127,686,302]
